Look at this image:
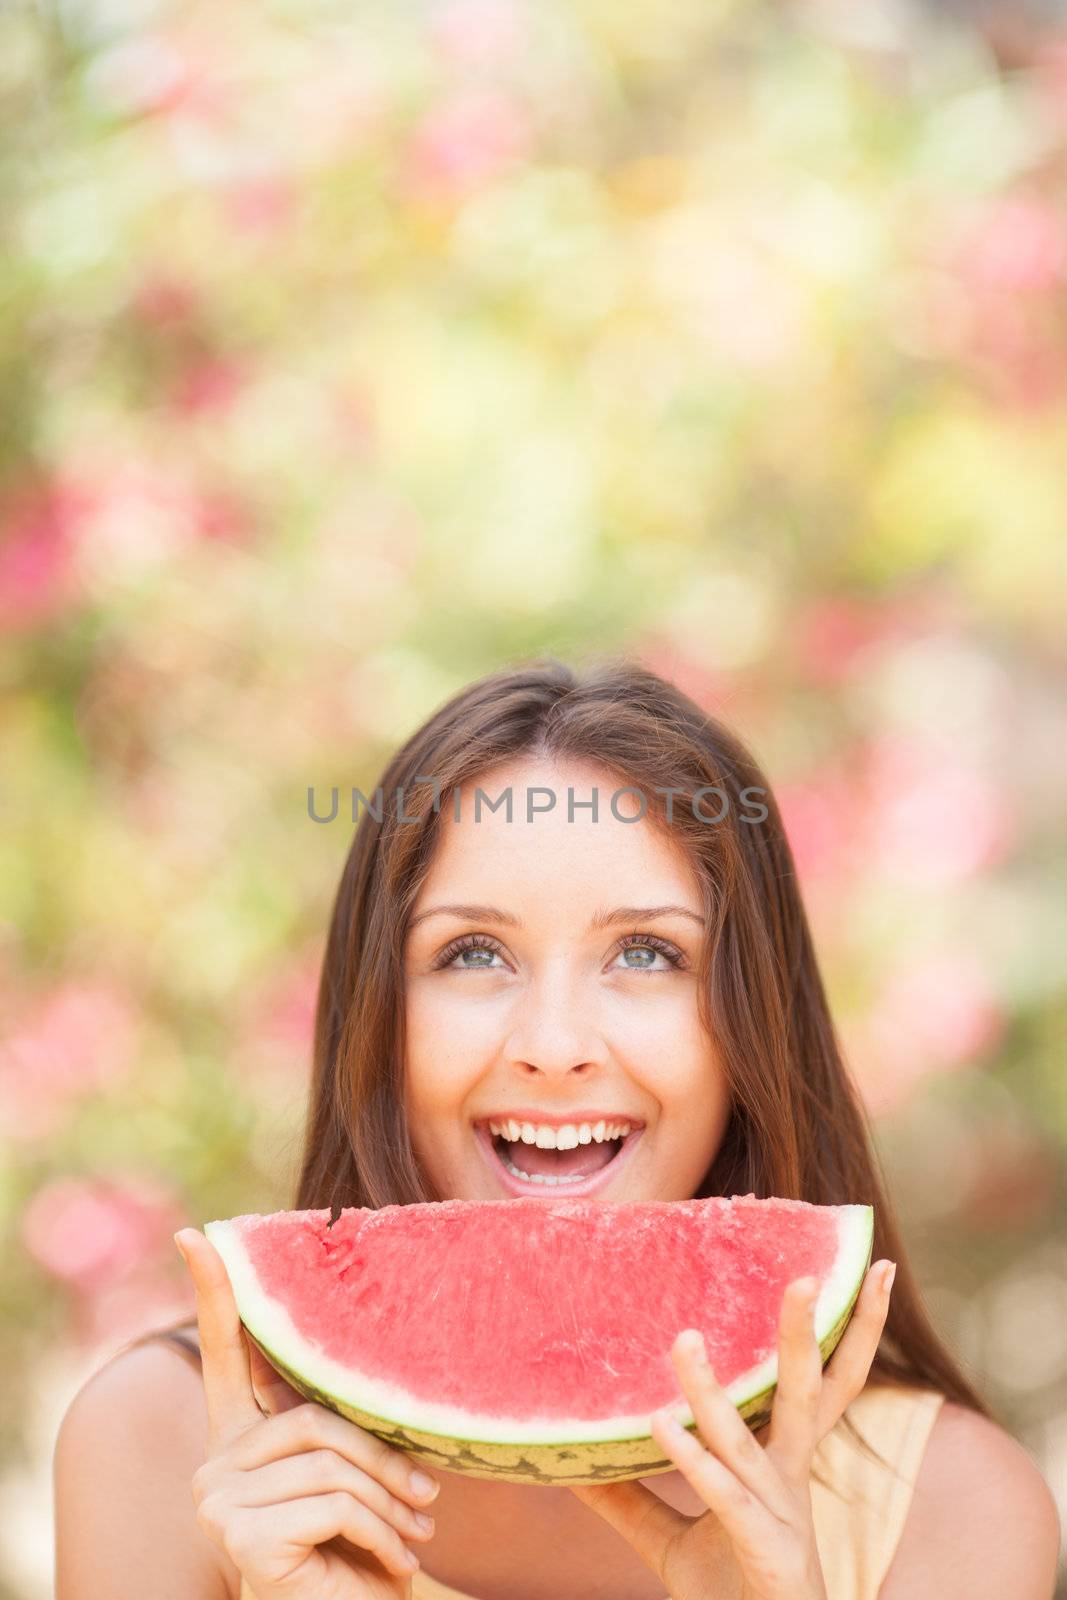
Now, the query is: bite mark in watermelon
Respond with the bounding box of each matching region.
[205,1194,873,1485]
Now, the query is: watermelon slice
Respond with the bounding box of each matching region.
[205,1194,873,1485]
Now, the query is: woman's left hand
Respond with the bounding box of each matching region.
[569,1257,896,1600]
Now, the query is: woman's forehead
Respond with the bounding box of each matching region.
[417,794,702,911]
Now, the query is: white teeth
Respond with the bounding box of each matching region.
[486,1118,636,1147]
[498,1149,586,1185]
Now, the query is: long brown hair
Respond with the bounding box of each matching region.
[294,651,991,1435]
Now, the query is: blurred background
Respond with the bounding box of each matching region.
[3,0,1067,1593]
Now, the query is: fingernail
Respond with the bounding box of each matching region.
[403,1547,420,1570]
[882,1261,897,1293]
[414,1511,434,1533]
[173,1231,190,1265]
[410,1470,439,1500]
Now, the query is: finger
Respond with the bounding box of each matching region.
[246,1338,305,1416]
[235,1448,436,1546]
[815,1260,895,1438]
[767,1277,823,1483]
[226,1494,420,1581]
[649,1406,778,1551]
[568,1480,691,1580]
[667,1330,794,1520]
[277,1493,421,1578]
[228,1401,442,1510]
[175,1228,263,1447]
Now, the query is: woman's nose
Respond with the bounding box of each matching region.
[501,962,609,1075]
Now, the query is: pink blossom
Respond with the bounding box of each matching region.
[261,962,320,1050]
[129,272,201,327]
[89,24,230,128]
[223,175,300,238]
[253,959,319,1055]
[793,597,906,684]
[958,196,1066,295]
[1033,33,1067,128]
[21,1176,182,1293]
[870,952,1004,1075]
[69,462,252,570]
[71,463,197,570]
[172,357,247,416]
[0,481,89,633]
[924,194,1067,407]
[87,35,191,118]
[0,979,138,1140]
[944,292,1066,410]
[233,953,320,1088]
[862,736,1014,884]
[331,386,379,454]
[777,775,859,882]
[193,489,253,545]
[402,90,531,202]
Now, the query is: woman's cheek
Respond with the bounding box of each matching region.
[405,977,499,1093]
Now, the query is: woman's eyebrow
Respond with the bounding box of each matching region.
[408,903,706,930]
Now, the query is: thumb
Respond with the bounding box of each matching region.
[569,1480,690,1578]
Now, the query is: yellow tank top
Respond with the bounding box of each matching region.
[234,1382,944,1600]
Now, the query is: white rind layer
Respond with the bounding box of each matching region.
[204,1203,873,1445]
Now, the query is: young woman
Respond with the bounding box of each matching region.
[54,656,1060,1600]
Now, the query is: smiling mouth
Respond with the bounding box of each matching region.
[478,1124,639,1186]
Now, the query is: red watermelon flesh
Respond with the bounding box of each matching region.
[205,1194,873,1484]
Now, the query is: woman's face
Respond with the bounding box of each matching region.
[403,755,730,1203]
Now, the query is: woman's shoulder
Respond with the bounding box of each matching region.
[58,1324,207,1443]
[55,1327,234,1599]
[814,1378,945,1491]
[879,1396,1060,1599]
[57,1324,206,1453]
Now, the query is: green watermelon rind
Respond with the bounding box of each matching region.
[205,1201,874,1486]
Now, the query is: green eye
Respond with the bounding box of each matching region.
[433,932,687,973]
[615,934,686,971]
[435,934,504,970]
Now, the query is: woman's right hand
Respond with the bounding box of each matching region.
[175,1228,440,1600]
